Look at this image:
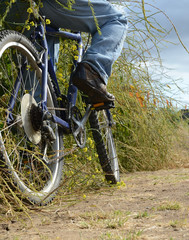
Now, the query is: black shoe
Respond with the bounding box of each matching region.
[72,63,115,104]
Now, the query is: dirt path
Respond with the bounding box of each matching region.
[1,168,189,240]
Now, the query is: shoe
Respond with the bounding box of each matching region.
[72,63,115,104]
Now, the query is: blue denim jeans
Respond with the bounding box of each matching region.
[40,0,127,83]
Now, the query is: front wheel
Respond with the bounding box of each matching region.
[89,110,120,184]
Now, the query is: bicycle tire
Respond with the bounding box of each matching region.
[89,109,120,184]
[0,30,63,205]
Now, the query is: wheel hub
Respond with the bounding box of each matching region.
[21,94,42,144]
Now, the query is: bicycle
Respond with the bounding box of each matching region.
[0,17,119,205]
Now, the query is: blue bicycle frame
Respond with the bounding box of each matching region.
[34,22,93,132]
[7,21,112,133]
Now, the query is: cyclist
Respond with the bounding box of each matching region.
[0,0,127,104]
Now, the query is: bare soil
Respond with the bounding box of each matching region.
[1,168,189,240]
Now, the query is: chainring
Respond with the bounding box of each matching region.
[70,106,86,148]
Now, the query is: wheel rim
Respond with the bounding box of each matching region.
[0,40,61,200]
[97,110,119,181]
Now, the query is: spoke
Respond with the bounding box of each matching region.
[8,135,27,158]
[32,70,39,97]
[19,137,29,172]
[0,117,22,132]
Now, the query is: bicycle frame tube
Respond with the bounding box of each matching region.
[46,26,83,105]
[36,24,83,131]
[7,71,22,124]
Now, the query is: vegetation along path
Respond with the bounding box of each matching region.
[1,168,189,240]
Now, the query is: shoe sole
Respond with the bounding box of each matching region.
[73,78,115,103]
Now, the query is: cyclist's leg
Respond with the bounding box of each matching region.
[40,0,127,84]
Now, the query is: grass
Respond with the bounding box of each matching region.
[134,211,149,219]
[169,219,188,229]
[109,73,182,172]
[157,202,181,211]
[75,209,130,230]
[100,230,143,240]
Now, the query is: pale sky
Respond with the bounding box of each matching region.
[154,0,189,107]
[118,0,189,108]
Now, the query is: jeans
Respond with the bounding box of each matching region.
[1,0,127,84]
[40,0,127,84]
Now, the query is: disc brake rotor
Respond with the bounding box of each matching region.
[21,94,42,144]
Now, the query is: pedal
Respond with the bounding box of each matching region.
[92,101,115,111]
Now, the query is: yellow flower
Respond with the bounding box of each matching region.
[27,8,33,14]
[74,56,79,61]
[87,156,92,161]
[83,147,87,152]
[83,194,86,199]
[82,102,86,108]
[88,137,93,146]
[60,78,66,83]
[121,181,126,187]
[26,25,30,31]
[46,19,51,25]
[71,45,77,51]
[57,72,63,78]
[57,97,62,101]
[102,177,105,182]
[30,21,35,27]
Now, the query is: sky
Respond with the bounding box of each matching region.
[133,0,189,108]
[114,0,189,108]
[153,0,189,108]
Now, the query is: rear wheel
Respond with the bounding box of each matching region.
[89,110,120,184]
[0,30,63,204]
